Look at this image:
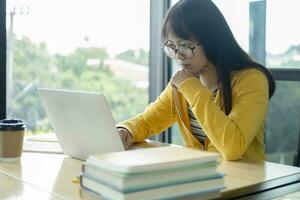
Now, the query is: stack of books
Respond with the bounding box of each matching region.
[80,146,224,200]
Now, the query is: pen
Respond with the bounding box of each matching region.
[72,175,80,184]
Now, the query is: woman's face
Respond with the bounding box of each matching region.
[165,33,210,75]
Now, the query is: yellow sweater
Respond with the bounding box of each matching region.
[118,68,269,161]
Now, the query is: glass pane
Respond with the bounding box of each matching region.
[170,0,250,145]
[6,0,149,136]
[266,81,300,165]
[266,0,300,68]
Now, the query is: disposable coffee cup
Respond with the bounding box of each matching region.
[0,119,26,162]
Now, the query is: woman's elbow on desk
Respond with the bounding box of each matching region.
[219,144,246,161]
[222,151,243,161]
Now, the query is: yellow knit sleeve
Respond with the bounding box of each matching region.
[178,69,269,160]
[117,83,177,143]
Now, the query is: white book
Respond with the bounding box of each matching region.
[81,176,224,200]
[83,162,219,192]
[87,146,219,174]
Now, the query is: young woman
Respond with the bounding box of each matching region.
[117,0,275,161]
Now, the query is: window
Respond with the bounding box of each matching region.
[6,0,150,137]
[265,0,300,165]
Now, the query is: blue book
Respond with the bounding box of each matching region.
[82,161,220,192]
[80,176,224,200]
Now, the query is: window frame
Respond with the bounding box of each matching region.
[270,69,300,82]
[0,0,6,120]
[149,0,172,143]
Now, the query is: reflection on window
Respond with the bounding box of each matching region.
[6,0,149,136]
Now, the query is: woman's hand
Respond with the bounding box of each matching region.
[171,69,198,89]
[118,128,133,150]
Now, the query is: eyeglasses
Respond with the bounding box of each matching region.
[162,43,199,59]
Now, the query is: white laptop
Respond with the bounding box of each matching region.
[38,88,125,160]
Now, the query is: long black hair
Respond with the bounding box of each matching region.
[161,0,275,115]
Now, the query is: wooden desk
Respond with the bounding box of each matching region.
[219,160,300,199]
[1,143,300,199]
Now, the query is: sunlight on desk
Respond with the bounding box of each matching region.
[0,153,82,199]
[0,172,58,199]
[1,142,300,199]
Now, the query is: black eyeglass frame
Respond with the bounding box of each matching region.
[162,42,200,59]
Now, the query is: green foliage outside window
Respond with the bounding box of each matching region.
[10,36,148,135]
